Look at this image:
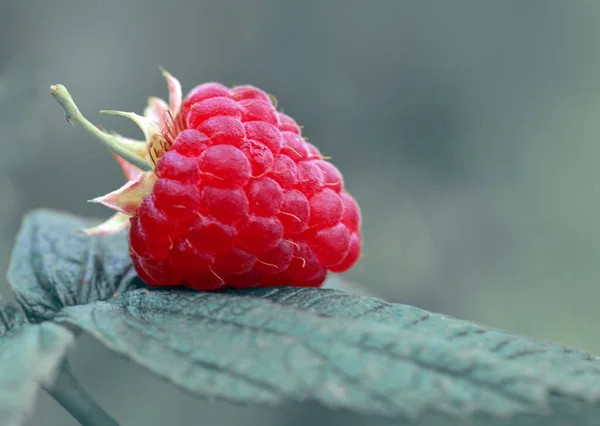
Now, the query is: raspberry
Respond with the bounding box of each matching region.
[53,72,362,290]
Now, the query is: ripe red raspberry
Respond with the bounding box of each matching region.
[52,71,362,290]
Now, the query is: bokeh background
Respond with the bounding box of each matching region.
[2,1,600,425]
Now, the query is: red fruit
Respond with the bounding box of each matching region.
[170,129,212,157]
[285,240,325,283]
[137,196,174,237]
[236,215,284,253]
[306,223,351,267]
[196,116,245,147]
[231,85,271,103]
[239,99,278,124]
[240,140,274,176]
[129,217,168,259]
[186,269,227,290]
[152,178,201,217]
[185,83,232,108]
[294,161,324,196]
[246,178,284,216]
[269,155,297,188]
[133,256,182,286]
[277,189,309,235]
[156,150,199,181]
[244,121,282,154]
[340,192,361,232]
[199,186,249,224]
[255,240,294,273]
[315,160,343,193]
[281,132,308,161]
[187,97,241,128]
[214,247,256,275]
[277,112,301,134]
[305,142,322,159]
[187,215,235,254]
[297,267,327,287]
[329,232,361,273]
[226,270,263,289]
[72,73,362,290]
[308,188,343,228]
[198,145,251,188]
[169,237,215,274]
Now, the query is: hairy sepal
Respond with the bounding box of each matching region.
[75,212,131,236]
[101,110,168,168]
[143,96,170,129]
[160,67,182,115]
[90,172,157,215]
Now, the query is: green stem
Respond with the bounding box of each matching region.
[44,359,120,426]
[49,84,152,171]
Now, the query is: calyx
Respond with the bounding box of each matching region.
[50,69,184,235]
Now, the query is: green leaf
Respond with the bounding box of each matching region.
[237,288,600,416]
[0,298,74,426]
[242,286,600,370]
[8,209,143,322]
[12,209,600,423]
[55,288,600,424]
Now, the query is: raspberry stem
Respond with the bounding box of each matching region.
[44,359,120,426]
[50,84,152,171]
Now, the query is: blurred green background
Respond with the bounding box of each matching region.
[2,1,600,425]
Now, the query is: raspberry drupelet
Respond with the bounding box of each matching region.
[50,71,362,290]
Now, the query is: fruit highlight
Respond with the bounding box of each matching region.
[50,72,362,290]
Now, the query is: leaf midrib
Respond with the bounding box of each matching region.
[61,293,545,410]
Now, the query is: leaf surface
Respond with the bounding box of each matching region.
[243,286,600,371]
[0,298,74,426]
[13,209,600,424]
[56,288,600,424]
[8,209,143,321]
